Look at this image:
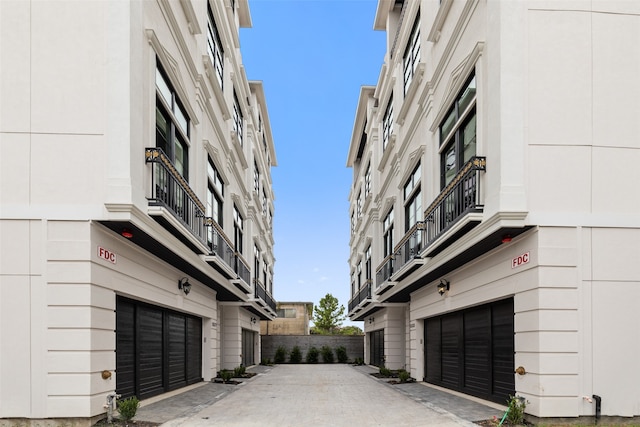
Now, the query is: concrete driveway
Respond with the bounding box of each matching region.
[159,364,482,427]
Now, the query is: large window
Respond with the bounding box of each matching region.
[207,157,224,227]
[233,91,244,147]
[356,188,362,218]
[365,246,372,283]
[440,74,476,188]
[234,205,243,255]
[382,96,393,151]
[404,163,422,253]
[254,161,260,194]
[383,208,394,266]
[364,162,372,197]
[156,64,189,179]
[403,11,421,95]
[207,5,224,88]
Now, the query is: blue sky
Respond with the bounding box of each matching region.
[240,1,386,324]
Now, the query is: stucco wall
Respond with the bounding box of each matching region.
[261,335,364,363]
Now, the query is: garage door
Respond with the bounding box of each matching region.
[369,329,385,367]
[116,296,202,400]
[424,298,514,404]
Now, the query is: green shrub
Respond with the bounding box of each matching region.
[219,369,233,382]
[506,395,527,425]
[320,345,334,363]
[117,396,139,422]
[289,346,303,364]
[398,370,411,382]
[353,357,364,366]
[261,357,272,366]
[233,365,246,377]
[274,346,287,364]
[335,346,348,363]
[379,366,392,377]
[306,346,319,363]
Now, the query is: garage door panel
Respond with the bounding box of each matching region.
[186,317,202,384]
[464,308,490,395]
[115,299,136,398]
[138,306,164,399]
[167,313,186,390]
[425,318,441,383]
[441,315,461,389]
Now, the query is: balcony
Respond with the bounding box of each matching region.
[423,156,486,256]
[375,255,395,293]
[254,279,277,312]
[348,280,372,313]
[145,147,208,251]
[392,222,426,279]
[204,219,251,292]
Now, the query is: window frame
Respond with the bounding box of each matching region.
[207,5,224,89]
[439,73,477,189]
[382,95,394,151]
[207,157,224,227]
[233,91,244,147]
[403,11,421,96]
[233,205,244,255]
[155,63,190,180]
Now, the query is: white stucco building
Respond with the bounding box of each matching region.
[347,0,640,422]
[0,0,276,425]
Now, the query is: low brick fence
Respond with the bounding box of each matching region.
[261,335,364,363]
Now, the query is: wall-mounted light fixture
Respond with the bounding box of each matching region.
[178,277,191,295]
[250,317,257,324]
[437,279,450,296]
[121,228,133,239]
[368,317,375,324]
[501,234,512,244]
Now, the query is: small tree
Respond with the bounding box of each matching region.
[313,293,346,334]
[320,346,334,363]
[306,346,319,363]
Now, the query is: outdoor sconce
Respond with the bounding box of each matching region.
[178,277,192,295]
[250,317,257,324]
[437,280,450,296]
[368,317,375,324]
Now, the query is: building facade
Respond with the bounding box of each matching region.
[347,0,640,421]
[260,302,313,336]
[0,0,276,424]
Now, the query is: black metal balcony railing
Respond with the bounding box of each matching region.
[424,156,486,247]
[348,280,372,312]
[394,222,425,272]
[255,279,276,312]
[376,254,394,288]
[235,255,250,285]
[145,147,208,247]
[206,219,235,267]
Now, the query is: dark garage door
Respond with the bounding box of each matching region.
[116,296,202,400]
[369,329,385,367]
[425,298,514,404]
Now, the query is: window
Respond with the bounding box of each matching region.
[440,74,476,188]
[357,260,362,290]
[234,205,243,254]
[383,208,394,262]
[207,5,224,88]
[382,96,394,151]
[276,308,296,318]
[404,163,422,253]
[403,11,421,95]
[351,211,355,235]
[364,162,371,197]
[254,245,261,286]
[356,188,362,218]
[207,157,224,227]
[233,91,244,147]
[254,161,260,194]
[262,189,267,216]
[156,63,189,179]
[365,246,372,283]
